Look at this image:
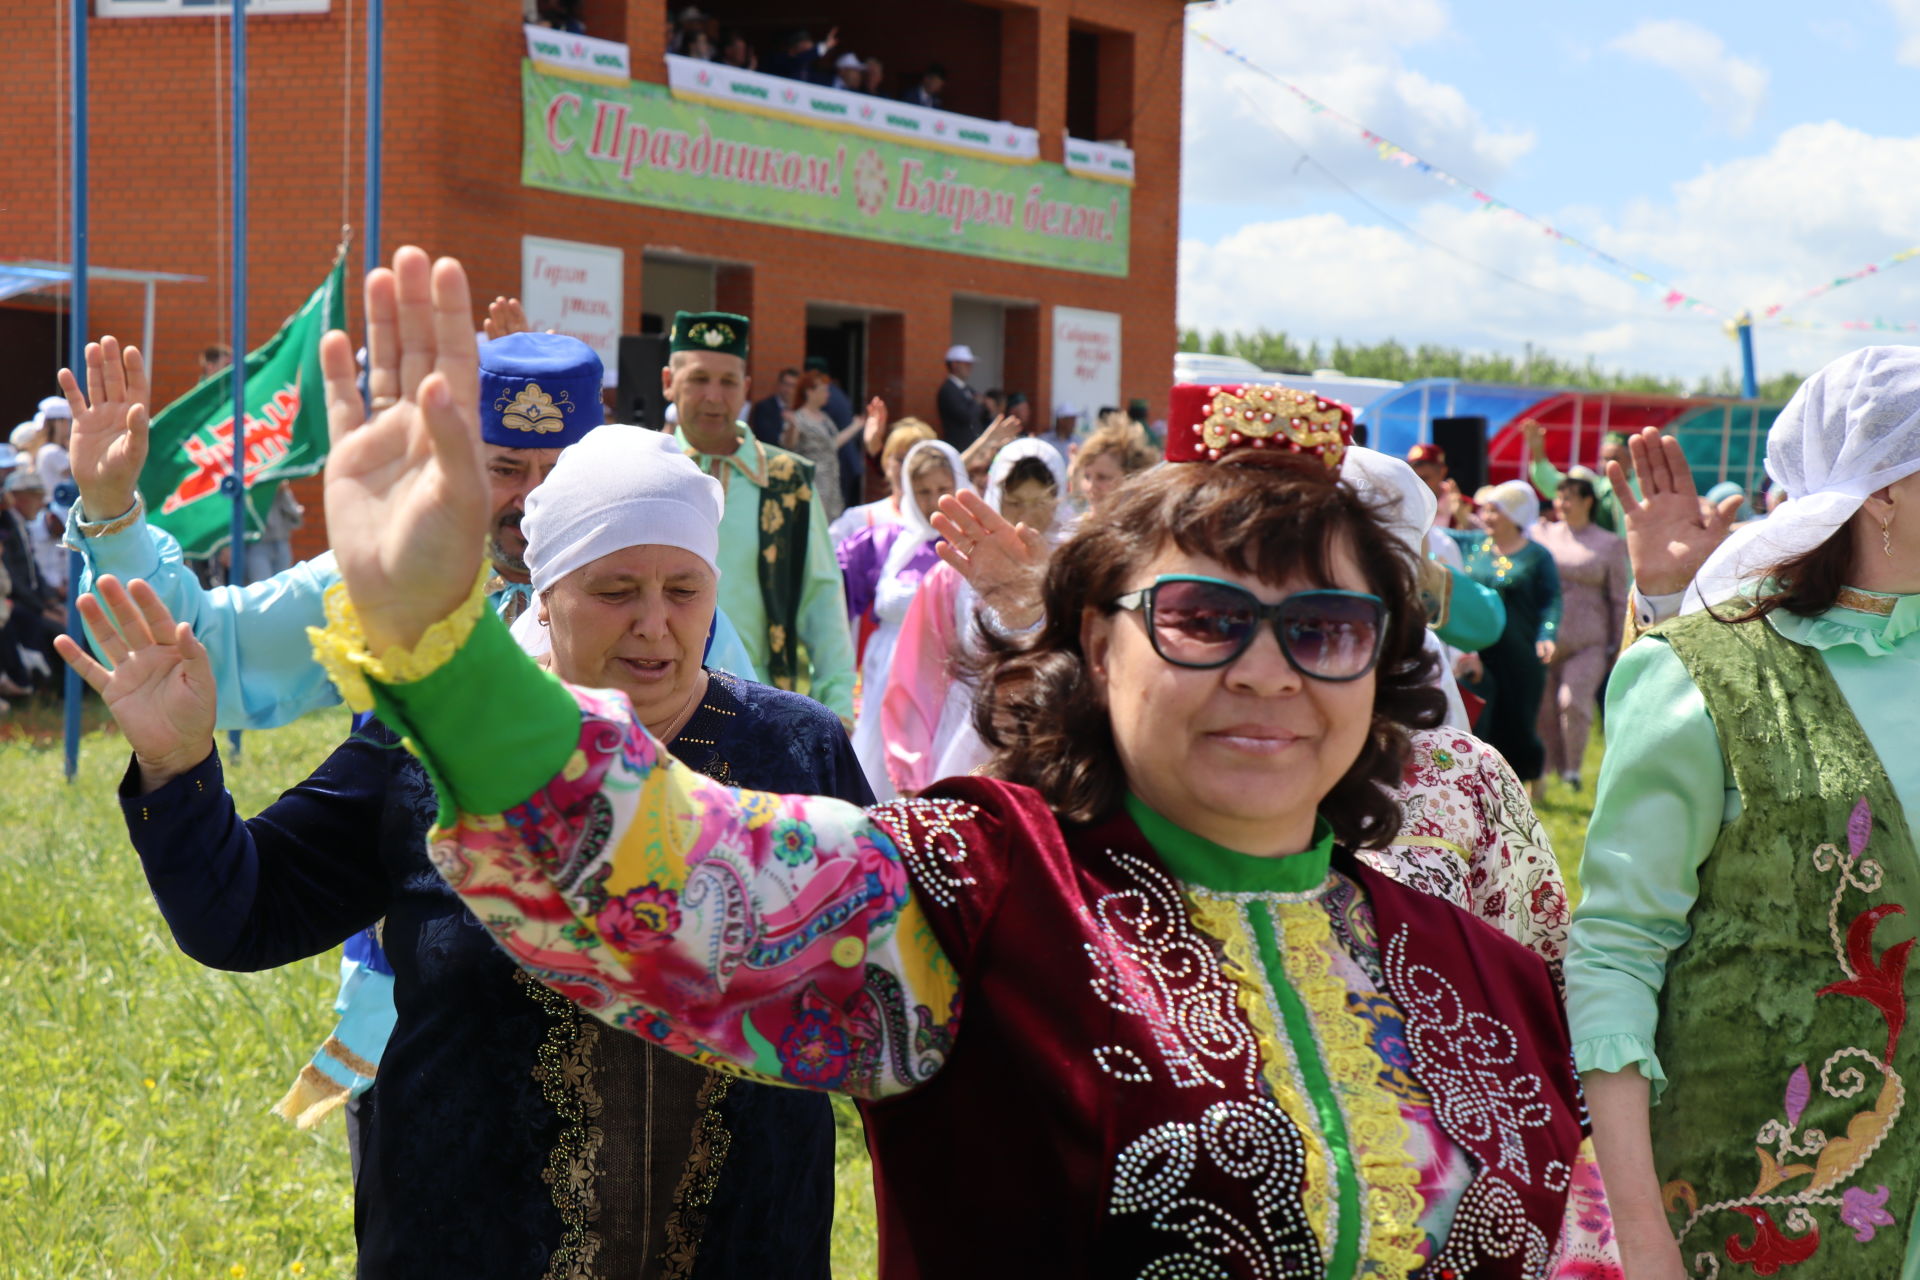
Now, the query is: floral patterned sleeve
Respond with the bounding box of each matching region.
[313,588,964,1099]
[1373,727,1570,968]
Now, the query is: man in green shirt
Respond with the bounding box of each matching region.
[661,311,856,724]
[1522,419,1641,533]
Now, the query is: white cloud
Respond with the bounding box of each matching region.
[1884,0,1920,66]
[1182,0,1534,210]
[1608,19,1769,135]
[1179,123,1920,383]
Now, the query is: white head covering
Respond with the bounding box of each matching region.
[521,425,724,594]
[944,344,975,363]
[1684,347,1920,612]
[880,439,970,585]
[11,422,41,450]
[1480,479,1538,530]
[1341,446,1470,730]
[1339,446,1437,558]
[35,395,72,423]
[985,436,1069,521]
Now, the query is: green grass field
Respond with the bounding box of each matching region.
[0,705,1598,1279]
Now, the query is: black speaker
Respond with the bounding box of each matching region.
[616,334,670,428]
[1431,416,1489,495]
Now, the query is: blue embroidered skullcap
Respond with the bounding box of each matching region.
[479,333,604,449]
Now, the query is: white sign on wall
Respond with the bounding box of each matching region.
[521,235,624,387]
[1051,306,1122,426]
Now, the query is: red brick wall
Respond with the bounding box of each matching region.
[2,0,1183,564]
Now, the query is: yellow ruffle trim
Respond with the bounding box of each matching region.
[305,566,491,713]
[1274,899,1425,1278]
[1192,896,1427,1279]
[1191,897,1338,1265]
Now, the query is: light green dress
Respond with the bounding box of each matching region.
[1566,590,1920,1276]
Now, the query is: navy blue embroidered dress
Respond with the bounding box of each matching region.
[121,670,870,1279]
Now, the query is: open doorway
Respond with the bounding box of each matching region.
[805,304,870,511]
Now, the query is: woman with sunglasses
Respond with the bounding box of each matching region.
[267,312,1616,1278]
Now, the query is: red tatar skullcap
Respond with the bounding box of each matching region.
[1407,443,1447,467]
[1165,383,1354,470]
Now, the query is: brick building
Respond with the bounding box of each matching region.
[1,0,1186,559]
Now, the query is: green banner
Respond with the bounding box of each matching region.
[522,64,1130,277]
[141,260,345,557]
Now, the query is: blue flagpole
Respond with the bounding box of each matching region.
[364,0,382,279]
[225,0,248,762]
[61,0,89,783]
[1737,312,1759,400]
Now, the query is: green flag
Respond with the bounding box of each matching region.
[141,259,346,557]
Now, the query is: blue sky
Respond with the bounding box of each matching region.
[1177,0,1920,384]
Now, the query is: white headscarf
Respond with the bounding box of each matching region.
[1686,346,1920,613]
[1341,446,1470,731]
[1480,479,1538,531]
[1340,445,1437,555]
[984,437,1070,531]
[879,439,970,586]
[510,426,725,656]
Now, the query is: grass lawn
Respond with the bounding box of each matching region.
[0,700,1598,1279]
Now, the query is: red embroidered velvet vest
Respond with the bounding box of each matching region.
[859,777,1585,1279]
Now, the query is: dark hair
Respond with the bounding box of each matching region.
[1002,455,1058,496]
[804,355,831,374]
[1005,392,1029,408]
[777,366,800,382]
[1555,476,1597,508]
[1717,527,1854,624]
[973,452,1445,847]
[925,62,947,78]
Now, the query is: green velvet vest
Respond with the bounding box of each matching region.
[754,449,814,692]
[1653,610,1919,1275]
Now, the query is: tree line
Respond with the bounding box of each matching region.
[1179,328,1808,401]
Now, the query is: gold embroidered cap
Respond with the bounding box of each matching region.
[1166,382,1354,470]
[480,332,604,448]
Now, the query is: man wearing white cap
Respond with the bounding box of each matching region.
[936,342,984,450]
[66,424,868,1278]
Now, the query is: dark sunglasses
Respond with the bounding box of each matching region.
[1110,575,1388,680]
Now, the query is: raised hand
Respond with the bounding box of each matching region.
[931,489,1050,630]
[483,296,541,341]
[1611,428,1744,597]
[54,576,216,792]
[57,336,151,519]
[959,413,1021,484]
[318,246,486,653]
[861,396,890,456]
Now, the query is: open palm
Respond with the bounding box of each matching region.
[932,489,1050,629]
[318,247,487,653]
[58,335,151,519]
[55,577,216,789]
[1610,428,1743,597]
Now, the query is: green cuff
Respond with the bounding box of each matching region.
[368,609,581,821]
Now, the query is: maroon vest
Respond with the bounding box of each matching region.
[861,777,1585,1279]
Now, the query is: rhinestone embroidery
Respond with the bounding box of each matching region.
[1082,849,1262,1093]
[868,798,981,909]
[1384,926,1556,1275]
[1109,1101,1322,1280]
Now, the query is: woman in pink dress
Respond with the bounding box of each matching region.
[1532,475,1629,789]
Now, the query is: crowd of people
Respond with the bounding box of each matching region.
[0,395,75,711]
[639,3,950,107]
[38,240,1920,1279]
